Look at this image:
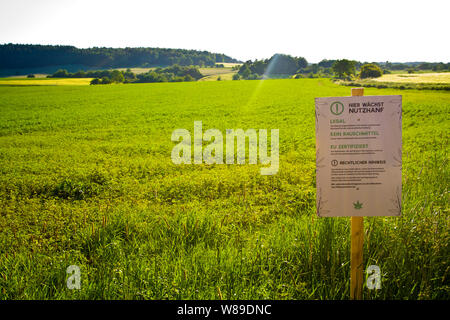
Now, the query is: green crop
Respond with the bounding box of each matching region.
[0,79,448,299]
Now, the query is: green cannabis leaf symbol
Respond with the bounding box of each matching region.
[353,201,363,210]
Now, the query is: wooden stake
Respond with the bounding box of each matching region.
[350,87,364,300]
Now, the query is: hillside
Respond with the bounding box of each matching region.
[0,44,241,76]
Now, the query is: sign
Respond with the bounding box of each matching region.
[315,95,402,217]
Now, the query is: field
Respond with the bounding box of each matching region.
[215,62,241,68]
[0,78,93,86]
[114,68,154,74]
[373,72,450,84]
[198,67,237,81]
[0,79,448,299]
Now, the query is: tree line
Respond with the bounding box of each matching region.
[234,54,308,80]
[0,44,240,70]
[234,54,450,80]
[49,65,204,84]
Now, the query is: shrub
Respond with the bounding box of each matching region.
[27,74,35,78]
[101,77,112,84]
[51,69,69,78]
[359,64,383,79]
[90,78,101,85]
[110,70,124,83]
[72,71,86,78]
[247,73,259,80]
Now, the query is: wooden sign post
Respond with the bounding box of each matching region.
[350,88,364,300]
[315,87,402,300]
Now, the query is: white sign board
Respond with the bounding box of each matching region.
[315,95,402,217]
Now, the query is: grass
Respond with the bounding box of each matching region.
[0,79,448,299]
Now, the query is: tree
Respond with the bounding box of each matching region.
[332,59,356,79]
[268,54,298,74]
[101,77,112,84]
[72,70,87,78]
[51,69,69,78]
[296,57,308,69]
[110,70,124,83]
[359,63,383,79]
[90,78,101,85]
[27,74,35,78]
[239,64,251,78]
[123,68,136,81]
[232,73,240,80]
[250,60,267,75]
[318,59,336,68]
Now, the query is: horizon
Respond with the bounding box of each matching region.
[0,0,449,63]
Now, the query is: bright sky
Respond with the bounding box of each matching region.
[0,0,448,63]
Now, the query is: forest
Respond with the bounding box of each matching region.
[0,44,240,70]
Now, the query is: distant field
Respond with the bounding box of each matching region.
[2,74,49,79]
[374,72,450,84]
[198,67,237,81]
[0,78,93,86]
[198,72,236,81]
[216,62,241,68]
[114,67,154,74]
[199,67,236,76]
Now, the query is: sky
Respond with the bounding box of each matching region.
[0,0,448,63]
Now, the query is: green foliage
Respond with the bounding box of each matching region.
[101,77,112,84]
[0,79,448,299]
[90,78,101,85]
[27,74,35,78]
[123,68,136,81]
[0,44,241,70]
[110,70,124,83]
[56,65,202,84]
[238,54,308,79]
[318,59,336,68]
[332,59,356,79]
[359,63,383,79]
[52,69,70,78]
[183,75,194,82]
[135,65,203,83]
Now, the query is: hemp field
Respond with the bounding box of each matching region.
[0,79,448,299]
